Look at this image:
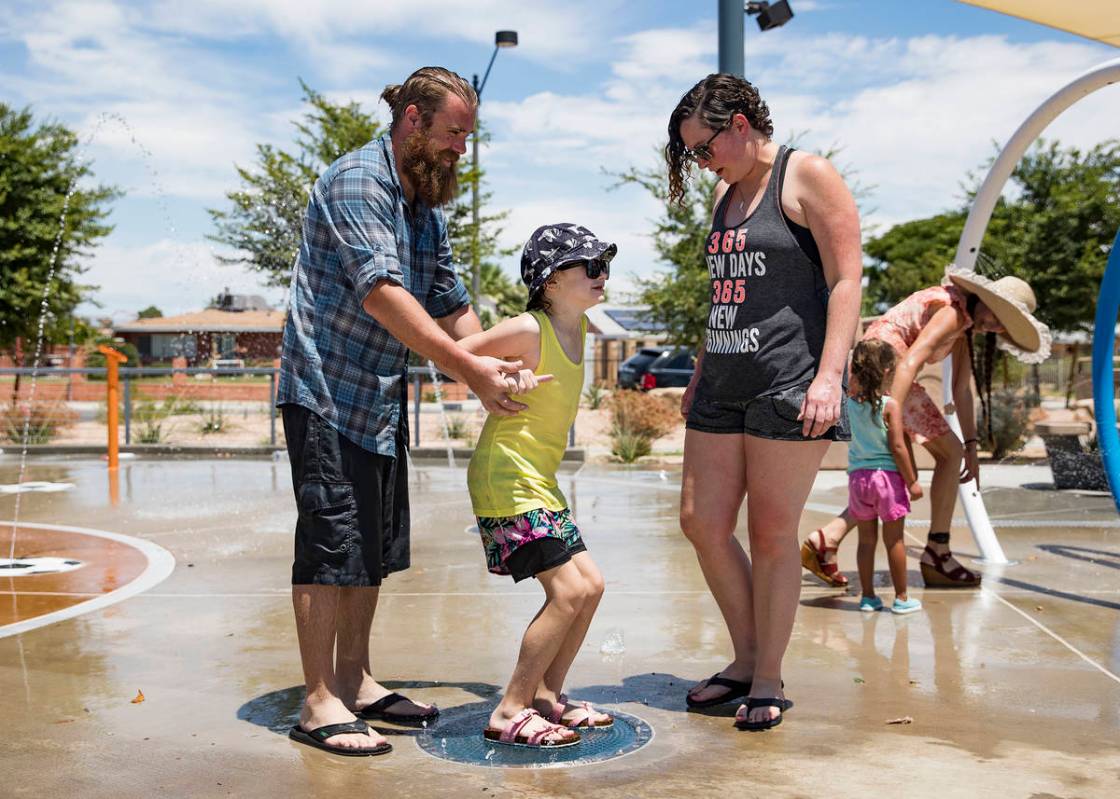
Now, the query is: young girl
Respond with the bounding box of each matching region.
[847,339,924,615]
[460,223,615,748]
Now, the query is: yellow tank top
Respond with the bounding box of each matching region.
[467,311,586,517]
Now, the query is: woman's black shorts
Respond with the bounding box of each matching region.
[686,379,851,441]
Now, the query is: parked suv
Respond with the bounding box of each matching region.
[644,347,696,389]
[617,346,671,389]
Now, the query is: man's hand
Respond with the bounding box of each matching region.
[466,357,530,416]
[908,480,924,501]
[799,372,841,438]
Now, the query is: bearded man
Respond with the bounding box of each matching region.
[277,66,530,756]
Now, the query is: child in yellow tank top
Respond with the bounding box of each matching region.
[458,223,615,749]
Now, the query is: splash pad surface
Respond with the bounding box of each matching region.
[1,455,1118,798]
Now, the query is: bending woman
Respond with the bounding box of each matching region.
[800,270,1050,589]
[668,74,862,730]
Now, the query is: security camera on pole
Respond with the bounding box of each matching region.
[718,0,794,77]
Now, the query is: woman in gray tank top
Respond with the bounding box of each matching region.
[665,74,863,731]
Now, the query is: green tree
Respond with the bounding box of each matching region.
[447,126,521,325]
[210,86,521,326]
[997,139,1120,334]
[612,165,716,348]
[616,144,873,348]
[863,211,967,314]
[137,305,163,319]
[0,104,119,399]
[863,139,1120,333]
[208,81,384,288]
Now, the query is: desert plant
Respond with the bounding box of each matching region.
[611,428,652,463]
[443,414,470,440]
[200,405,226,434]
[608,389,679,462]
[583,382,608,410]
[1,401,77,444]
[136,421,165,444]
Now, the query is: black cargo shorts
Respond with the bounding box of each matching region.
[282,404,410,586]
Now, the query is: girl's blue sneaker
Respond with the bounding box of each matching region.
[891,597,922,615]
[859,596,883,612]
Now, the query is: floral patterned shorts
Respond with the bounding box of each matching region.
[476,507,586,581]
[901,383,951,445]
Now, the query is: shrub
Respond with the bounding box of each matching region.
[609,389,678,440]
[200,406,226,434]
[611,429,652,462]
[443,414,470,440]
[1,402,77,444]
[583,382,608,410]
[983,389,1030,459]
[608,389,679,462]
[85,339,140,379]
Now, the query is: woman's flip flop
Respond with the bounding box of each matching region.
[685,672,753,709]
[734,697,793,731]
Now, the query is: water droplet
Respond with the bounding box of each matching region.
[600,629,625,655]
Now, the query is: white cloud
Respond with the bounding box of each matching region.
[483,27,1119,263]
[77,239,285,321]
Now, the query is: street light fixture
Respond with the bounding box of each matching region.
[470,30,518,305]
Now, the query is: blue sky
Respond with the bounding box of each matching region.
[2,0,1117,320]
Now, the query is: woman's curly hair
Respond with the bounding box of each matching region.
[665,73,774,207]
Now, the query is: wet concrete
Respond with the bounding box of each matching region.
[2,455,1119,798]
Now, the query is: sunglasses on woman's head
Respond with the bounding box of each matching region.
[683,122,729,164]
[559,259,610,279]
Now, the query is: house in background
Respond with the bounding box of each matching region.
[584,303,668,386]
[114,291,284,365]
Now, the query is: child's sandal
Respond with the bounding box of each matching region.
[483,708,580,748]
[548,694,613,728]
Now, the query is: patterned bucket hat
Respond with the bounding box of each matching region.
[520,223,618,297]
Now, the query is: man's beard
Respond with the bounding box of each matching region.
[400,130,458,207]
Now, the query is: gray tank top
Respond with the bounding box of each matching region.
[697,146,831,402]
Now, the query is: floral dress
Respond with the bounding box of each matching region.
[862,285,972,444]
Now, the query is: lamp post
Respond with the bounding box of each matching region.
[471,30,518,305]
[718,1,794,76]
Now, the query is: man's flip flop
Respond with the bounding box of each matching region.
[734,697,793,732]
[685,672,752,709]
[357,692,439,726]
[288,720,393,756]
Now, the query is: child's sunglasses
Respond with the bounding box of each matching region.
[558,259,610,279]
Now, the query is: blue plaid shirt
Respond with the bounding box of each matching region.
[277,135,470,457]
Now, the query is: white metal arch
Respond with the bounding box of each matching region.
[942,57,1120,563]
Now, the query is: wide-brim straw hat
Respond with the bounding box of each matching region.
[944,267,1052,364]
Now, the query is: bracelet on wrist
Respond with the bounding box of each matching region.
[964,438,979,446]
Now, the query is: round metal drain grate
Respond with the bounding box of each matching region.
[415,708,653,769]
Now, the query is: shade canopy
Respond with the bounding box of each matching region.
[959,1,1120,47]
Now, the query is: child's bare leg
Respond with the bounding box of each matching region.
[856,519,879,598]
[881,518,908,600]
[489,560,587,739]
[534,552,609,723]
